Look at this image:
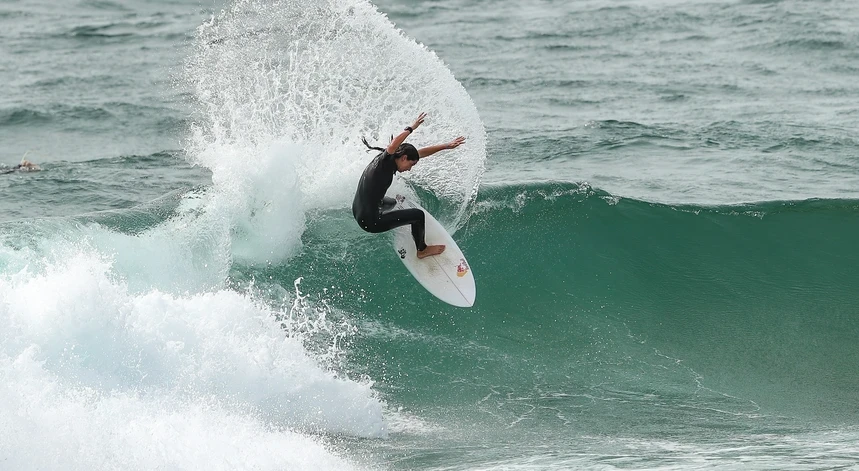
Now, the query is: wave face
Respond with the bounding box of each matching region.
[456,183,859,425]
[224,180,859,467]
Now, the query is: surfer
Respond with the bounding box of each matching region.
[1,159,41,175]
[353,112,466,259]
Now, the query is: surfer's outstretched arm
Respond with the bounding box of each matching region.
[418,136,466,158]
[386,112,426,154]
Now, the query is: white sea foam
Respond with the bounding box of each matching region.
[184,0,486,235]
[0,250,384,467]
[0,349,364,471]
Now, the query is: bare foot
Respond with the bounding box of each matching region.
[417,244,446,259]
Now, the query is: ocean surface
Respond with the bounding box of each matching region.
[1,0,858,469]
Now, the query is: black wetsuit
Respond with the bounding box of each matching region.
[352,151,427,251]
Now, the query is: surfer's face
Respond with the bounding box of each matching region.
[395,156,418,172]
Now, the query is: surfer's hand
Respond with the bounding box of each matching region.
[411,112,426,130]
[446,136,465,149]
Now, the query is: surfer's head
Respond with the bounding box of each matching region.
[360,136,420,171]
[393,143,420,172]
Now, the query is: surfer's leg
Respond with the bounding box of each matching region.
[375,208,429,251]
[376,209,446,258]
[360,209,445,258]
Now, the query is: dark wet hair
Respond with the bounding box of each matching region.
[362,137,420,162]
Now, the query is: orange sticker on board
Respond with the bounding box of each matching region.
[456,259,470,278]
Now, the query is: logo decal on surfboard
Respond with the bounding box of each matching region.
[398,248,407,259]
[456,259,470,277]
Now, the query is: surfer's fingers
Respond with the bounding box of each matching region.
[412,112,426,129]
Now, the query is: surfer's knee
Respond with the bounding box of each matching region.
[357,217,387,234]
[356,217,373,233]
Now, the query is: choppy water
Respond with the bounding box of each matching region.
[2,0,858,469]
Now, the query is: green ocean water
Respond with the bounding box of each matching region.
[236,183,859,466]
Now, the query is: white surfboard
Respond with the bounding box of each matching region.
[390,194,476,307]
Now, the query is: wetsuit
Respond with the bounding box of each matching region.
[352,151,427,251]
